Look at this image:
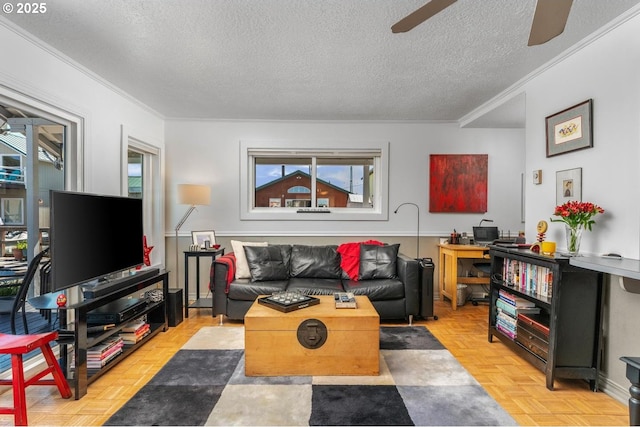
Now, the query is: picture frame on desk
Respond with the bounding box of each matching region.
[191,230,216,249]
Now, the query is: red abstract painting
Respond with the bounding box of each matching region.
[429,154,488,213]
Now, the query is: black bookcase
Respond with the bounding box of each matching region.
[488,246,604,391]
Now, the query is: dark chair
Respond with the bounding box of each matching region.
[0,248,50,334]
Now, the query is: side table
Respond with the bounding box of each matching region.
[184,248,225,318]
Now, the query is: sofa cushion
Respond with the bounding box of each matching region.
[244,246,289,281]
[230,240,268,279]
[289,245,342,279]
[336,240,384,281]
[359,244,400,280]
[343,278,405,300]
[286,277,345,295]
[270,244,292,273]
[228,279,289,301]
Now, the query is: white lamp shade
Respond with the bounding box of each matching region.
[178,184,211,206]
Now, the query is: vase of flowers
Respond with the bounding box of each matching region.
[551,201,604,256]
[564,224,583,256]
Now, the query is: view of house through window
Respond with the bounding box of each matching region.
[254,155,375,209]
[127,150,143,199]
[0,106,65,260]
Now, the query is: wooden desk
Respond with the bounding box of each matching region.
[438,243,490,309]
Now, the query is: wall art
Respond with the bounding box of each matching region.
[556,167,582,206]
[429,154,487,213]
[546,99,593,157]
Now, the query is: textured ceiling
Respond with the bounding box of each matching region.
[3,0,640,122]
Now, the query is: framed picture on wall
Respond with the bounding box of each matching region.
[546,99,593,157]
[556,168,582,206]
[429,154,488,213]
[191,230,216,249]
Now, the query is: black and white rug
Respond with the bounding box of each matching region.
[105,326,516,426]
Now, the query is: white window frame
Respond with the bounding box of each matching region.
[121,125,164,267]
[240,140,389,221]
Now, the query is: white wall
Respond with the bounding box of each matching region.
[164,120,525,240]
[523,14,640,257]
[0,20,166,265]
[519,11,640,400]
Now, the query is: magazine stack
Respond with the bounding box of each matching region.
[119,318,151,344]
[87,336,124,373]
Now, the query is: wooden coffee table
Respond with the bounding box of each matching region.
[244,295,380,376]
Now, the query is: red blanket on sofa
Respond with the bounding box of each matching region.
[337,240,383,281]
[209,253,236,293]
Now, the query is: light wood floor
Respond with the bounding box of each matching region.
[0,299,629,426]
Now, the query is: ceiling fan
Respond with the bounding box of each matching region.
[391,0,574,46]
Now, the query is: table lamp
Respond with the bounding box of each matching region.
[174,184,211,285]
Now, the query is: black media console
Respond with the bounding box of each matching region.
[59,270,169,399]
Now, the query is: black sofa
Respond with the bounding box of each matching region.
[210,243,420,323]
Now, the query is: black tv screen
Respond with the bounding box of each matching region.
[50,190,144,292]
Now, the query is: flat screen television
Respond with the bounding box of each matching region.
[50,190,144,292]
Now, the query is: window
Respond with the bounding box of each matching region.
[0,155,23,183]
[288,186,310,194]
[121,128,162,267]
[1,198,23,225]
[127,150,143,199]
[240,140,389,221]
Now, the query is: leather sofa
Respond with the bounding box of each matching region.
[210,242,420,324]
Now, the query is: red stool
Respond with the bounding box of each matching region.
[0,332,72,426]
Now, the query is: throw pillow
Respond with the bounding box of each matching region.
[244,246,289,281]
[230,240,268,279]
[337,240,384,281]
[289,245,342,279]
[359,243,400,280]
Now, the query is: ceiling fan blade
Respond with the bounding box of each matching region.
[391,0,457,33]
[528,0,573,46]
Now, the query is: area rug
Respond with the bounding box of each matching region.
[105,326,516,426]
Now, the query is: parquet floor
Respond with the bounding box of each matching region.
[0,299,629,426]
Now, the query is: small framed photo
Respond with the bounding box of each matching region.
[191,230,216,249]
[532,169,542,185]
[546,99,593,157]
[556,168,582,206]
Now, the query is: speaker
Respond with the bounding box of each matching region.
[167,288,183,327]
[417,258,437,320]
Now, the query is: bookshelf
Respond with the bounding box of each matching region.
[488,246,604,391]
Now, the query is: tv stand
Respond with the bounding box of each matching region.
[60,270,169,399]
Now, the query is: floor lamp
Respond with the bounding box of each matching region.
[174,184,211,287]
[394,202,420,259]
